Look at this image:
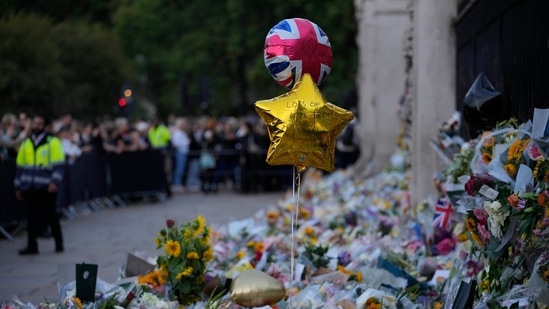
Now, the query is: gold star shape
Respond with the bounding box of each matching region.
[255,73,354,172]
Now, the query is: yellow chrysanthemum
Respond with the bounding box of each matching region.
[504,164,517,177]
[187,251,199,259]
[165,239,182,258]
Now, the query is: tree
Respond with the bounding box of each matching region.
[113,0,358,118]
[0,14,63,116]
[0,14,134,119]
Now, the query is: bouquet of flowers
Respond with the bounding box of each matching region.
[152,215,214,306]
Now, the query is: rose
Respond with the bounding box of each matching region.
[166,219,175,228]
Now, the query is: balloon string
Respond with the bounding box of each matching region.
[289,167,301,309]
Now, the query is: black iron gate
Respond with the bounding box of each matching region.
[456,0,549,130]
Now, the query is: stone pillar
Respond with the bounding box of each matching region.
[410,0,456,204]
[354,0,409,175]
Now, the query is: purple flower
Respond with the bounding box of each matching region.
[473,208,488,225]
[338,251,352,267]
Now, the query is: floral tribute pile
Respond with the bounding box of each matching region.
[3,111,549,309]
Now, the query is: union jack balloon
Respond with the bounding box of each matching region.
[264,18,333,89]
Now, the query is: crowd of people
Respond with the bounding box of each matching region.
[0,112,310,197]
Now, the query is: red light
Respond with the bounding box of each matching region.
[118,98,127,107]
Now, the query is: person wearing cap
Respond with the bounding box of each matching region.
[14,114,66,255]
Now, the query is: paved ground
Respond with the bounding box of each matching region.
[0,190,284,304]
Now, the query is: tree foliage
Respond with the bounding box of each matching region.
[113,0,358,117]
[1,1,357,119]
[0,14,134,119]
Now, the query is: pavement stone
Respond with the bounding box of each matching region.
[0,190,284,304]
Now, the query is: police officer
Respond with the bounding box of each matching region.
[148,118,172,198]
[14,114,65,255]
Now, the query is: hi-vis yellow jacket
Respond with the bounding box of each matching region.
[14,134,66,191]
[148,125,171,149]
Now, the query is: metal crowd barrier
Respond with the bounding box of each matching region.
[0,149,168,240]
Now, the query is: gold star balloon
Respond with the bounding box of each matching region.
[255,73,354,172]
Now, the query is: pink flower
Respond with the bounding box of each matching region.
[529,143,543,161]
[435,238,456,255]
[473,208,488,225]
[477,224,491,244]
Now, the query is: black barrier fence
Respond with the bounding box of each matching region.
[0,147,293,239]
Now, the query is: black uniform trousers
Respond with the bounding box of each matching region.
[24,189,63,250]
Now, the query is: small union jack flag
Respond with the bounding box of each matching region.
[264,18,333,89]
[433,198,453,230]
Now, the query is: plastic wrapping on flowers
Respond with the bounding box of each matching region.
[4,116,549,309]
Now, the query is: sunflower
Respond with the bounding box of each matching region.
[504,164,517,177]
[471,233,485,248]
[203,247,214,262]
[176,267,194,280]
[165,239,182,258]
[465,218,477,232]
[194,215,206,236]
[186,251,199,259]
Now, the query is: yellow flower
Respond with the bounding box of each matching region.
[543,270,549,283]
[481,151,492,164]
[433,302,444,309]
[471,233,485,248]
[246,241,256,248]
[71,296,83,309]
[304,226,315,236]
[154,237,161,247]
[176,267,194,280]
[479,279,490,292]
[504,164,517,177]
[507,140,520,161]
[465,218,477,232]
[267,210,280,220]
[254,242,264,253]
[236,250,246,259]
[203,247,214,262]
[187,251,199,259]
[184,229,191,239]
[195,215,206,236]
[300,208,311,220]
[165,239,182,258]
[356,271,363,282]
[457,232,469,242]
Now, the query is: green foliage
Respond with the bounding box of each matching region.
[113,0,358,117]
[302,243,331,269]
[2,1,357,119]
[0,14,134,119]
